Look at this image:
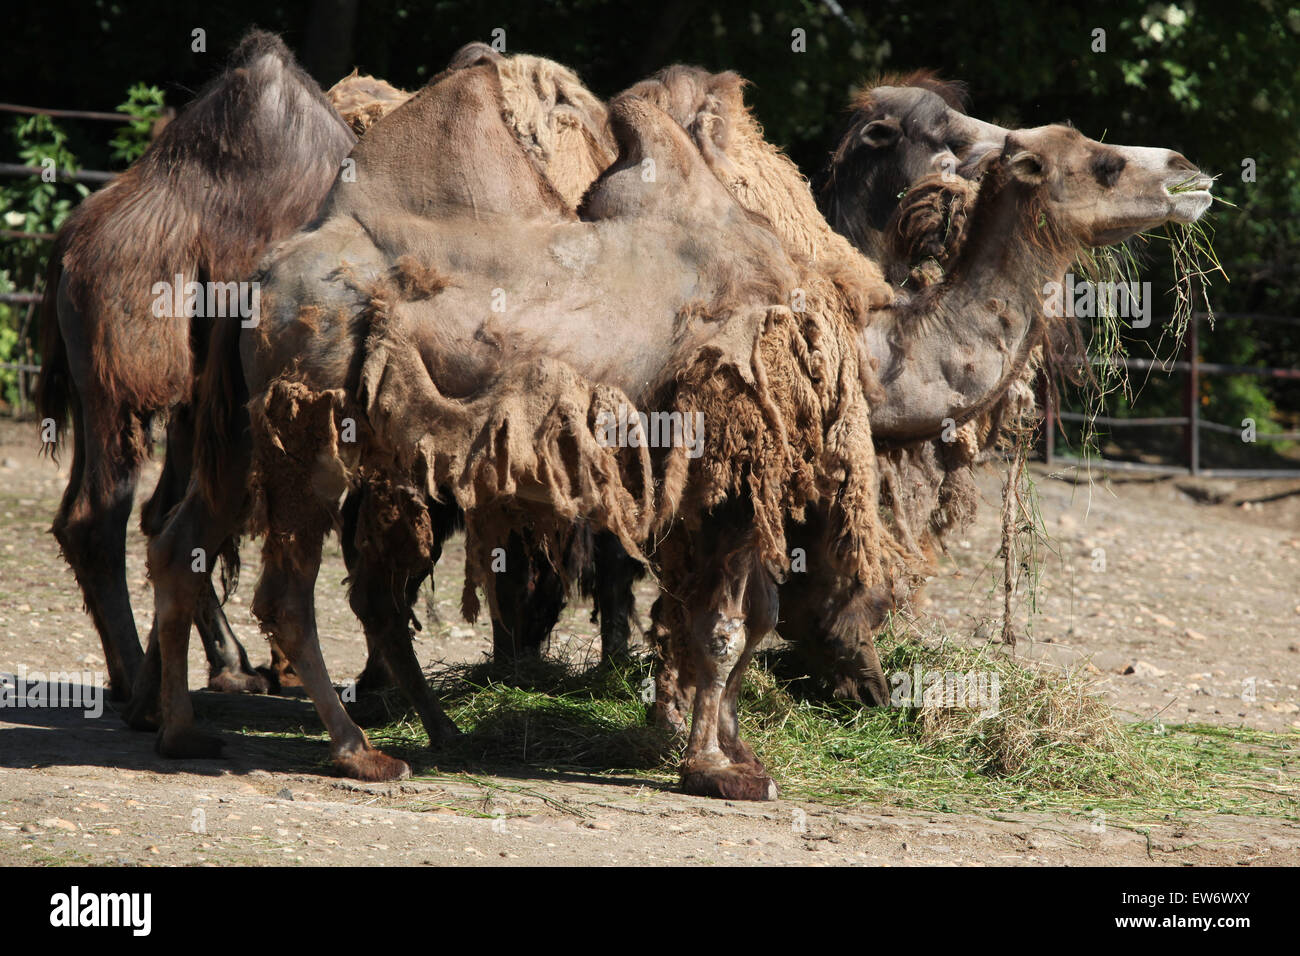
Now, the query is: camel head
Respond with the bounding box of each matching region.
[819,76,1005,257]
[995,124,1213,247]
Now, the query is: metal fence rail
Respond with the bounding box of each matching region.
[1045,311,1300,478]
[0,102,132,123]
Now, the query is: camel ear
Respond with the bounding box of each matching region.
[1009,150,1046,184]
[860,117,901,148]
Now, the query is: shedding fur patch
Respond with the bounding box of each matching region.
[327,71,412,136]
[349,269,654,624]
[885,173,977,287]
[494,54,614,209]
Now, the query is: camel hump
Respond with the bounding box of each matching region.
[226,29,294,69]
[580,96,733,222]
[622,66,747,155]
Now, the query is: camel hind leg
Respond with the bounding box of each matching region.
[51,392,147,701]
[141,405,270,695]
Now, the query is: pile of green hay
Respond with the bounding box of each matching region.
[340,626,1294,820]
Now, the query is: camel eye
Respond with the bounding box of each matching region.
[860,119,900,148]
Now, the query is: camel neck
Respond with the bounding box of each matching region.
[864,171,1073,443]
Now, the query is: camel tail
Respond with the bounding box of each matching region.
[34,240,71,459]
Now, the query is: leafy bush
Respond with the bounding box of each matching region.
[109,84,166,164]
[0,115,87,408]
[0,84,165,410]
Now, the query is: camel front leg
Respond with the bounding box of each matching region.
[677,538,780,802]
[254,525,410,782]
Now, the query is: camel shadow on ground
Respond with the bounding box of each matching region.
[0,678,680,794]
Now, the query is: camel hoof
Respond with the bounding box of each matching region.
[274,665,303,689]
[156,727,224,759]
[207,668,271,695]
[254,665,282,695]
[681,764,779,802]
[334,748,411,782]
[426,716,463,748]
[121,696,161,732]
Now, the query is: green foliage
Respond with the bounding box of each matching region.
[1,114,87,235]
[108,83,166,164]
[0,115,88,408]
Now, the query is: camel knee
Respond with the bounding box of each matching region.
[252,553,317,656]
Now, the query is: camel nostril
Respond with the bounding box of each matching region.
[1167,152,1197,172]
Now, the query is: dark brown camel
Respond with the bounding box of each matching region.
[817,75,1004,272]
[36,31,356,701]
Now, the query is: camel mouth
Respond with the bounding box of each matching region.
[1164,174,1215,221]
[1164,173,1214,194]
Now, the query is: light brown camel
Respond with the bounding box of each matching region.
[144,54,901,800]
[257,60,1209,755]
[804,123,1211,700]
[35,31,356,701]
[623,68,1212,730]
[322,64,994,679]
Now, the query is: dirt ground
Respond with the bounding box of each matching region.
[1,416,1297,866]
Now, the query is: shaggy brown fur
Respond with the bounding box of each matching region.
[621,66,892,317]
[883,173,979,287]
[149,57,906,796]
[327,70,411,135]
[36,30,355,700]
